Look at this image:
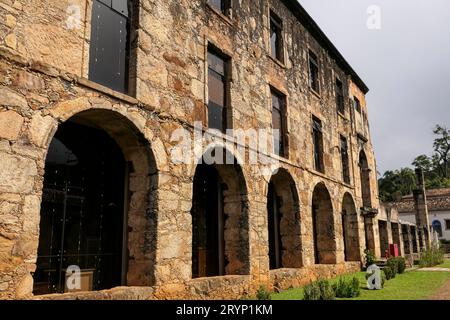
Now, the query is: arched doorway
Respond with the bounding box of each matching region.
[267,169,301,269]
[33,110,157,295]
[341,193,361,262]
[191,148,249,278]
[432,220,443,238]
[312,183,336,264]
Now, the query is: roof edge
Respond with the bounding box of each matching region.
[282,0,369,94]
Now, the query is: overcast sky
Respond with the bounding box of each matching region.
[298,0,450,175]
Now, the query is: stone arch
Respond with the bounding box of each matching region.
[33,109,158,295]
[359,150,371,208]
[341,193,361,262]
[311,182,336,264]
[191,147,249,278]
[266,168,302,269]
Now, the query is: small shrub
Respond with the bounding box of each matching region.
[396,257,407,274]
[383,266,394,280]
[256,285,271,300]
[333,277,361,298]
[387,257,398,277]
[364,249,376,269]
[303,279,335,300]
[318,279,335,300]
[303,282,321,300]
[419,247,445,268]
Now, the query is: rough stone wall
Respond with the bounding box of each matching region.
[0,0,384,299]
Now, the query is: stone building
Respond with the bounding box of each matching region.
[0,0,389,299]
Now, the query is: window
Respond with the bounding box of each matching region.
[89,0,132,94]
[208,0,231,16]
[354,97,361,113]
[340,136,350,184]
[432,220,443,237]
[270,12,283,62]
[446,220,450,230]
[312,117,324,173]
[271,89,287,157]
[309,51,320,94]
[208,48,229,132]
[336,79,345,114]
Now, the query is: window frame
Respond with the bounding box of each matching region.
[270,87,288,158]
[445,219,450,230]
[340,135,351,184]
[207,45,231,133]
[308,50,320,95]
[312,116,324,173]
[269,11,284,63]
[335,78,345,115]
[207,0,232,17]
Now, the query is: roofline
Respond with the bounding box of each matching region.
[282,0,369,94]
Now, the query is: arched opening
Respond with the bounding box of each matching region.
[267,169,301,269]
[341,193,361,262]
[33,110,157,295]
[312,183,336,264]
[359,151,371,208]
[402,224,411,254]
[432,220,443,238]
[411,226,418,253]
[191,148,249,278]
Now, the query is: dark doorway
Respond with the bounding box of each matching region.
[268,181,282,269]
[191,164,225,278]
[312,183,336,264]
[33,121,126,295]
[378,220,389,258]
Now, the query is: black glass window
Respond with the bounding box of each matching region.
[270,12,283,62]
[336,79,345,114]
[271,90,286,157]
[89,0,131,93]
[309,51,320,93]
[312,117,324,173]
[208,49,228,132]
[208,0,231,15]
[340,136,350,184]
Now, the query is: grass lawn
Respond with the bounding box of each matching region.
[271,269,450,300]
[436,260,450,269]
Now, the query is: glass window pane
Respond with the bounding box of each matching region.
[208,71,225,107]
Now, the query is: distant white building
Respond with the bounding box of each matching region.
[395,188,450,241]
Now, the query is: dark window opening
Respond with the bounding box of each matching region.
[268,182,282,270]
[359,151,372,208]
[340,136,350,184]
[271,89,287,157]
[208,48,229,132]
[192,164,225,278]
[336,79,345,114]
[411,227,418,253]
[208,0,231,16]
[312,117,324,173]
[309,51,320,94]
[270,12,283,62]
[89,0,133,94]
[445,220,450,230]
[33,121,126,295]
[354,97,361,113]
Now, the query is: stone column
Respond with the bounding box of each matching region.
[413,168,431,249]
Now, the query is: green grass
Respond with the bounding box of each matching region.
[271,270,450,300]
[436,260,450,269]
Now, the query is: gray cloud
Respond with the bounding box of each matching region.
[299,0,450,175]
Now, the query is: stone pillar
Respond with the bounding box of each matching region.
[413,168,431,249]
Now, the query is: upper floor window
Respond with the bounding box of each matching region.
[446,220,450,230]
[340,136,350,184]
[354,97,361,113]
[309,51,320,94]
[89,0,132,94]
[270,12,284,63]
[271,89,287,157]
[312,116,324,173]
[208,0,231,16]
[336,79,345,114]
[208,47,230,132]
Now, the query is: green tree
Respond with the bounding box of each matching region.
[432,125,450,178]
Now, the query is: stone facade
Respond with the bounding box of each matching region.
[0,0,392,300]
